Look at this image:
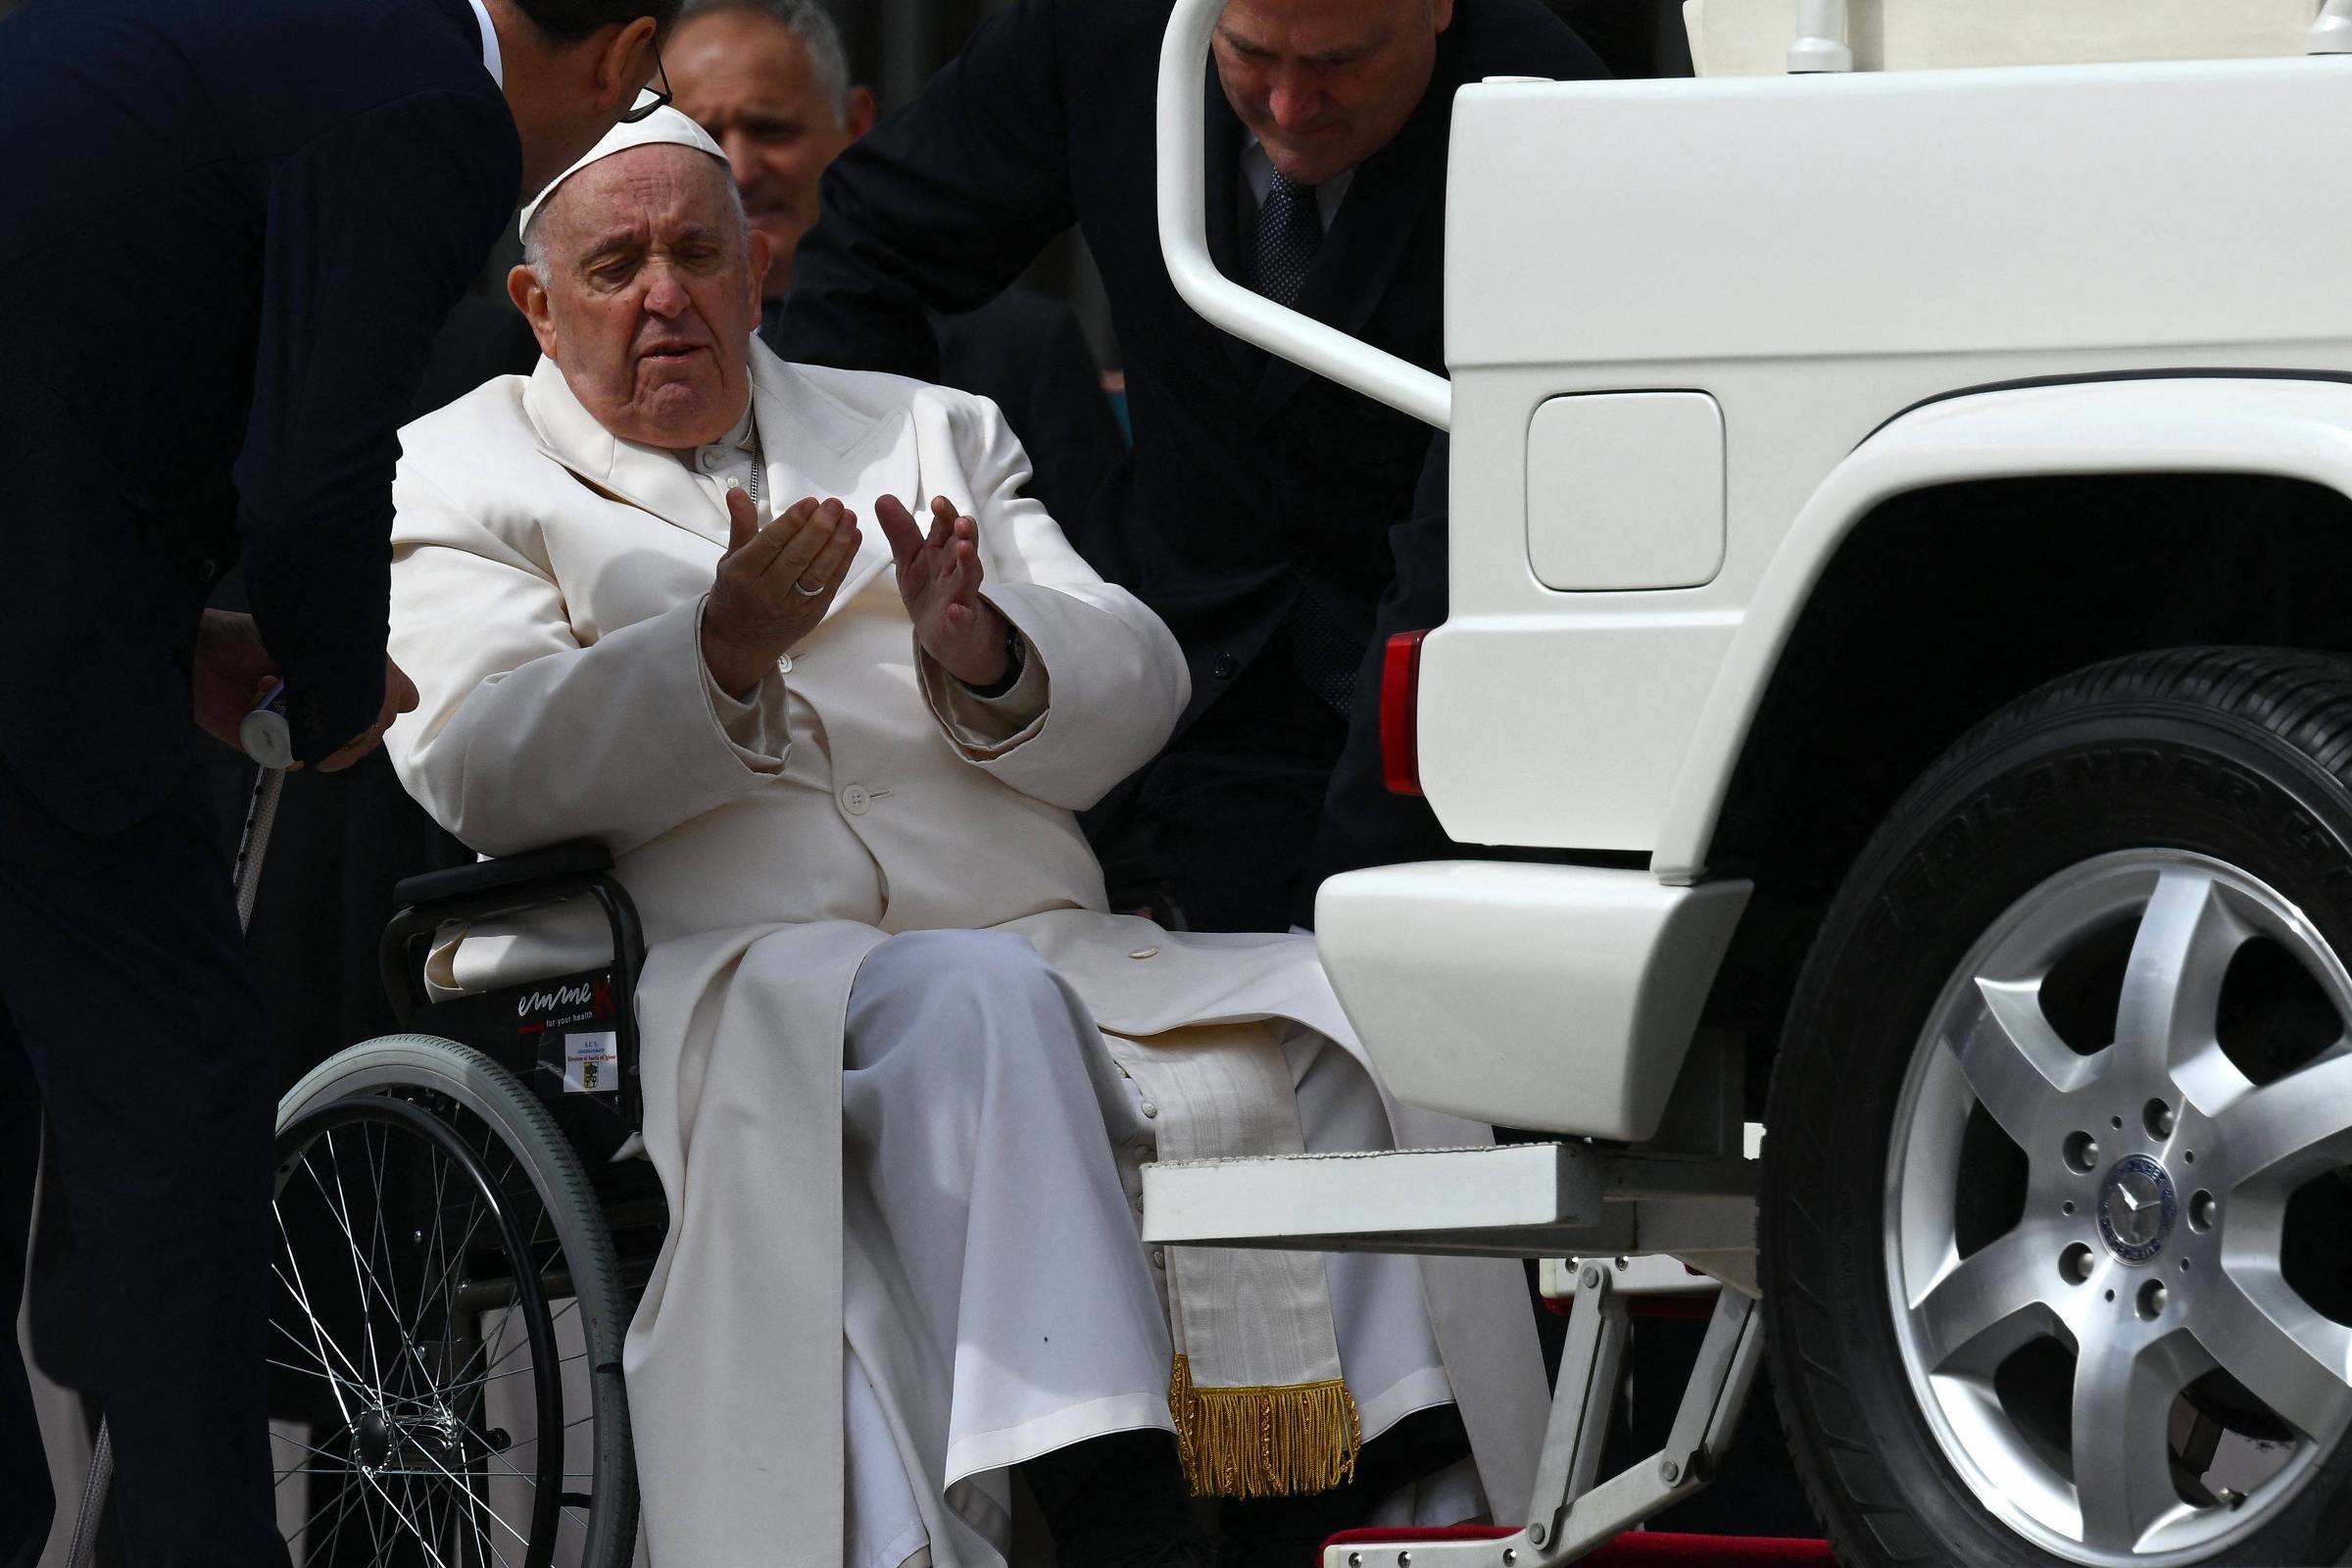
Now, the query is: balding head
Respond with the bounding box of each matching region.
[508,141,771,450]
[666,0,878,301]
[1213,0,1453,186]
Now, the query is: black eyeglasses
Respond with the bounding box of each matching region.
[617,39,672,123]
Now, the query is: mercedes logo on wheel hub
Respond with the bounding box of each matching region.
[2098,1152,2179,1264]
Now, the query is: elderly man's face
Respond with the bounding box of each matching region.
[667,10,876,302]
[513,145,772,449]
[1213,0,1453,188]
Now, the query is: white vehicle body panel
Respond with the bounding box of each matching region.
[1311,863,1750,1139]
[1428,59,2352,856]
[1650,376,2352,880]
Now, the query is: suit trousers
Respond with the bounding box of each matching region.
[0,761,288,1568]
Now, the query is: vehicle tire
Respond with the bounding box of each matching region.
[270,1035,637,1568]
[1761,647,2352,1567]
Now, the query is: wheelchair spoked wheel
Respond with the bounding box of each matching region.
[268,1035,637,1568]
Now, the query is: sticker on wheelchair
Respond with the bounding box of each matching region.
[562,1030,619,1095]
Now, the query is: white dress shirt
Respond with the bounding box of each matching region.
[679,396,762,514]
[466,0,505,87]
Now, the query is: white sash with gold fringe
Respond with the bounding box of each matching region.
[1102,1022,1363,1498]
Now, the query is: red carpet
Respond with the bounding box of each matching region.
[1320,1527,1834,1563]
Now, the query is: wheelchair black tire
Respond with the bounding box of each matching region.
[275,1034,638,1568]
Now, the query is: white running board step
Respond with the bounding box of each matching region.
[1142,1142,1598,1256]
[1142,1141,1759,1263]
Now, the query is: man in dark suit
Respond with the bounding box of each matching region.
[231,298,545,1076]
[667,0,1126,526]
[774,0,1604,933]
[0,1,665,1560]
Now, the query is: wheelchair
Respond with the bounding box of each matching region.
[268,841,660,1568]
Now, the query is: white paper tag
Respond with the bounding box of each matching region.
[563,1031,619,1095]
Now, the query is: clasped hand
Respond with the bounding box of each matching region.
[701,488,1009,698]
[192,609,416,771]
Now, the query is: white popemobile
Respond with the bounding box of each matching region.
[1143,3,2352,1564]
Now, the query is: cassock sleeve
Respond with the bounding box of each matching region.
[234,87,520,766]
[768,0,1076,381]
[384,463,793,858]
[913,393,1187,810]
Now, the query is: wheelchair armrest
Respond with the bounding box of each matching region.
[380,839,645,1038]
[392,840,614,911]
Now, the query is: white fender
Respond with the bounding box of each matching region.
[1651,375,2352,882]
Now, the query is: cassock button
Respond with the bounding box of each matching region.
[777,655,794,674]
[1140,1101,1158,1119]
[700,449,725,472]
[1211,654,1237,680]
[840,784,872,815]
[1151,1250,1166,1269]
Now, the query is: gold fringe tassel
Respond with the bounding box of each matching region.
[1167,1353,1363,1499]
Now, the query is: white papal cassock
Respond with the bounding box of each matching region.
[382,340,1547,1566]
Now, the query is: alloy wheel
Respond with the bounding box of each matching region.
[1886,849,2352,1564]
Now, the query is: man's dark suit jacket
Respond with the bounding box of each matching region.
[934,291,1125,528]
[771,0,1602,901]
[203,296,540,1082]
[0,0,519,831]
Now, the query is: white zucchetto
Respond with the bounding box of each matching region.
[518,105,728,236]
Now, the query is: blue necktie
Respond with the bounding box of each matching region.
[1247,169,1322,309]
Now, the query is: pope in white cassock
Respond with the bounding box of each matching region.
[382,109,1545,1568]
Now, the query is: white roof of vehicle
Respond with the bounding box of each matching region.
[1685,0,2322,75]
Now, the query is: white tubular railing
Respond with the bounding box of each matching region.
[2313,0,2352,52]
[1787,0,1853,72]
[1154,0,1452,431]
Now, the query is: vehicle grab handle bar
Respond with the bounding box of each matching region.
[1154,0,1451,432]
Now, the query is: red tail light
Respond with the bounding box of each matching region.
[1380,630,1429,797]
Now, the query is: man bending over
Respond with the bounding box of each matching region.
[383,110,1543,1568]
